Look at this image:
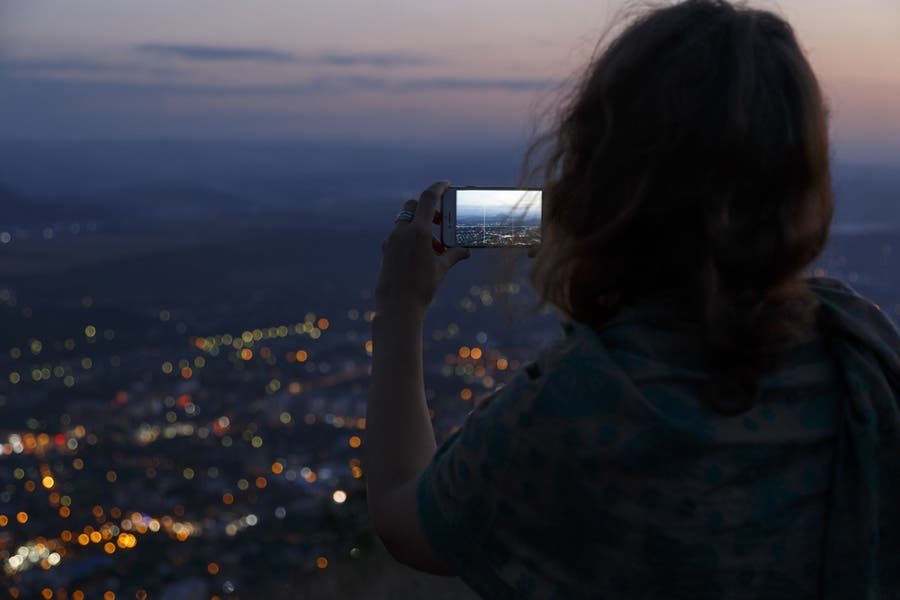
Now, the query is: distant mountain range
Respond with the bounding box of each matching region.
[0,182,110,225]
[0,181,261,226]
[0,139,896,230]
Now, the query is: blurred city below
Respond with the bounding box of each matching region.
[0,139,897,598]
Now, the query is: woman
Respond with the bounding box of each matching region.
[366,0,900,597]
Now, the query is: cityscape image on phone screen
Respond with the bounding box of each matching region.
[455,189,542,247]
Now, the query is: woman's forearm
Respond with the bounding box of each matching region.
[365,310,437,500]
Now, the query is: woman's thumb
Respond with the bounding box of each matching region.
[442,246,472,268]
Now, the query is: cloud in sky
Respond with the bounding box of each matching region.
[134,44,428,68]
[136,43,294,63]
[0,48,560,140]
[314,52,426,68]
[0,58,131,74]
[0,67,560,140]
[0,58,177,79]
[0,61,559,95]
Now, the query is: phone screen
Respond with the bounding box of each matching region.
[455,189,542,248]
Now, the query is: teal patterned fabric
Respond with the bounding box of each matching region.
[417,277,900,599]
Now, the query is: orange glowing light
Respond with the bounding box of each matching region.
[194,337,207,349]
[460,388,473,401]
[90,531,102,543]
[222,493,234,505]
[59,507,71,518]
[0,515,8,526]
[77,534,89,545]
[24,481,36,492]
[317,318,329,330]
[41,589,53,600]
[352,466,363,478]
[357,417,366,430]
[208,562,220,575]
[497,358,508,370]
[364,340,373,353]
[272,462,284,474]
[348,436,362,449]
[73,592,85,600]
[103,542,115,554]
[241,348,253,361]
[255,476,267,489]
[103,591,115,600]
[16,511,28,524]
[316,557,328,569]
[181,367,193,379]
[42,475,54,489]
[458,346,471,359]
[471,347,483,360]
[295,350,308,362]
[61,530,73,542]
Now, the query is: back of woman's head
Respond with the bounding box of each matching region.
[522,0,833,414]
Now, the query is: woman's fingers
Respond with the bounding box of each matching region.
[414,181,449,229]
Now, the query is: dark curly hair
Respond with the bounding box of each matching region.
[516,0,833,415]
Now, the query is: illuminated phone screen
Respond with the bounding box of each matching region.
[455,189,542,248]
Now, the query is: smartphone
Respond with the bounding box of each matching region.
[440,186,542,248]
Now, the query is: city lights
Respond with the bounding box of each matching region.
[9,198,859,599]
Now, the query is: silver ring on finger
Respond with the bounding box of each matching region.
[394,210,415,224]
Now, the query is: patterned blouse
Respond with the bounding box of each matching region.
[417,277,900,599]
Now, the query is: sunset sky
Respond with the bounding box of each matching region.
[2,0,898,162]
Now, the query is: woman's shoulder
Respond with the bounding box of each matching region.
[807,275,885,313]
[807,276,900,341]
[806,275,876,310]
[806,276,900,387]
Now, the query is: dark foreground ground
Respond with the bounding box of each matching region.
[257,537,479,599]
